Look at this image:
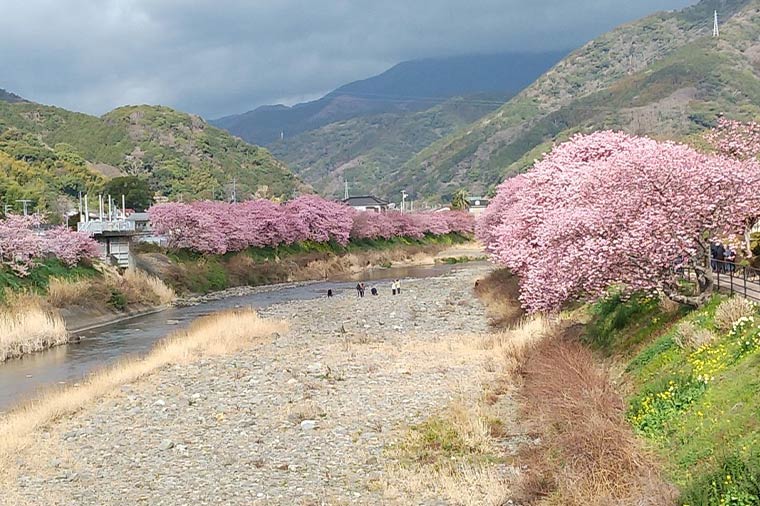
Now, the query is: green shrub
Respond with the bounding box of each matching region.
[108,289,127,311]
[680,453,760,506]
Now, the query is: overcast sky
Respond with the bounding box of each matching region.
[0,0,696,119]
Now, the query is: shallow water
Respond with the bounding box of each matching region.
[0,262,476,412]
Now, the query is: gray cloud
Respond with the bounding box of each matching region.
[0,0,696,118]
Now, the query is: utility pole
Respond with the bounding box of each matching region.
[401,190,408,214]
[344,180,350,200]
[231,177,237,203]
[713,10,720,38]
[16,200,32,216]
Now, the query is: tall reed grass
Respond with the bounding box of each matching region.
[0,297,68,362]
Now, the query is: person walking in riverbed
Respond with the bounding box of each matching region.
[396,279,401,295]
[356,283,363,298]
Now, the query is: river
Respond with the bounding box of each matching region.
[0,262,473,412]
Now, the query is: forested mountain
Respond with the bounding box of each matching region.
[0,99,304,217]
[212,52,566,147]
[270,93,511,199]
[395,0,760,200]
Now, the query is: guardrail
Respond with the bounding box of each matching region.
[703,259,760,303]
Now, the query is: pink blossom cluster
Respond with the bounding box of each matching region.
[706,118,760,160]
[150,196,474,254]
[478,130,760,312]
[350,210,473,240]
[0,215,100,276]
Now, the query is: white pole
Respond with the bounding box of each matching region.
[122,195,126,220]
[84,194,89,222]
[99,195,103,221]
[108,196,113,221]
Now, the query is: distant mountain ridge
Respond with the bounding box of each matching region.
[0,89,26,103]
[212,52,567,146]
[393,0,759,200]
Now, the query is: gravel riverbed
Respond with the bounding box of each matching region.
[7,263,515,506]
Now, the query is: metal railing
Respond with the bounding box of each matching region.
[706,259,760,303]
[77,220,136,234]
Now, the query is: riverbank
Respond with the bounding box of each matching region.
[475,269,760,505]
[0,238,483,363]
[0,263,530,505]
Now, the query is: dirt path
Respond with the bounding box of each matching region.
[6,264,519,506]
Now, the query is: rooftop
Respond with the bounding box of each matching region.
[342,195,390,206]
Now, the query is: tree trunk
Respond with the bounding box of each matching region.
[663,262,714,308]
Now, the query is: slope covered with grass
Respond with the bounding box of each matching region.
[586,292,760,504]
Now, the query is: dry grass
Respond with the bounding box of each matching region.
[383,463,512,506]
[0,295,68,362]
[714,296,757,333]
[382,315,555,505]
[474,269,524,328]
[479,315,552,380]
[0,309,287,478]
[47,267,176,309]
[673,321,716,350]
[46,277,94,308]
[385,394,512,505]
[515,332,677,505]
[122,268,176,306]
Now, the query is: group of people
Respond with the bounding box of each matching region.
[326,279,403,299]
[710,243,738,273]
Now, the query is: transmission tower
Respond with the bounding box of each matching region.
[713,10,720,38]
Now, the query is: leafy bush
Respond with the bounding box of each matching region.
[107,289,127,311]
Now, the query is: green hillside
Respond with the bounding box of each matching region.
[270,93,509,199]
[398,0,758,201]
[0,101,303,215]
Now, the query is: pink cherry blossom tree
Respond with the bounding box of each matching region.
[479,131,760,312]
[0,215,99,276]
[705,118,760,161]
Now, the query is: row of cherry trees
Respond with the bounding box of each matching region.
[478,124,760,312]
[149,195,474,255]
[0,215,100,276]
